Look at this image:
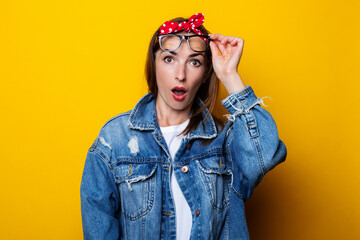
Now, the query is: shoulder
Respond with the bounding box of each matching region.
[101,110,132,130]
[88,109,136,165]
[96,109,136,142]
[88,93,156,159]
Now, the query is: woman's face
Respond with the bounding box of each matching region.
[154,32,206,117]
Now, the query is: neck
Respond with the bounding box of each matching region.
[155,100,191,127]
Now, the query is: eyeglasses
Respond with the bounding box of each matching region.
[158,34,211,53]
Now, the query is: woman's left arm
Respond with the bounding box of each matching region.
[209,34,287,201]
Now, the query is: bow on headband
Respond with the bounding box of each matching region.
[159,13,205,36]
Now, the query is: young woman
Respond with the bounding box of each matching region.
[80,13,287,240]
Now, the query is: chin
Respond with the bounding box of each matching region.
[170,101,191,112]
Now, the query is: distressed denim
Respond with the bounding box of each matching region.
[80,85,287,240]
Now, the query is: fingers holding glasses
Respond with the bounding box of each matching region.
[209,33,244,57]
[208,33,245,81]
[210,39,226,56]
[209,34,244,47]
[209,34,234,43]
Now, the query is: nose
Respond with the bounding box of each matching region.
[176,62,186,82]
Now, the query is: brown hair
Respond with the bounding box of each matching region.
[145,16,223,135]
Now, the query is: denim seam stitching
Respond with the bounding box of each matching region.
[121,166,157,221]
[221,86,253,107]
[224,96,264,122]
[102,110,131,129]
[113,158,165,166]
[114,164,157,183]
[252,138,266,176]
[244,111,259,139]
[225,140,244,199]
[92,148,110,166]
[195,160,231,212]
[181,148,224,164]
[224,207,230,240]
[91,148,119,185]
[196,159,231,174]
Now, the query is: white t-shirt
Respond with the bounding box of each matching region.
[160,119,192,240]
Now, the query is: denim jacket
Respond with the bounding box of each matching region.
[80,85,287,240]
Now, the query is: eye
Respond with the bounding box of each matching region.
[163,56,174,63]
[190,59,202,67]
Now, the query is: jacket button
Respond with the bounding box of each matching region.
[181,166,189,173]
[186,143,192,150]
[195,210,200,217]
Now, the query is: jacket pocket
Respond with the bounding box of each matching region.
[114,163,157,221]
[196,155,231,211]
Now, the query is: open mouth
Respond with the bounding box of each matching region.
[171,87,187,96]
[171,86,187,101]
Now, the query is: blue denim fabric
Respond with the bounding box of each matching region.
[80,85,287,240]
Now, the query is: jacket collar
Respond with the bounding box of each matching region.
[128,93,218,140]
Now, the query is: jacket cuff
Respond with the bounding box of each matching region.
[221,85,263,120]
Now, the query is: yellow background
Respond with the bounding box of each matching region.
[1,0,359,239]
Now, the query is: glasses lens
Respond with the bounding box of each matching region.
[188,36,208,52]
[160,35,209,52]
[160,35,181,52]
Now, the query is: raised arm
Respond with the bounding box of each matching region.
[222,86,287,200]
[209,33,287,201]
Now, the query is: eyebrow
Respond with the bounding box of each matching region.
[166,51,204,58]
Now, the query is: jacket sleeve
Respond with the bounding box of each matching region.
[80,138,121,240]
[222,85,287,201]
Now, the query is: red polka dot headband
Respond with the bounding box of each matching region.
[158,13,207,43]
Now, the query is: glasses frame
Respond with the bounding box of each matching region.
[158,34,211,53]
